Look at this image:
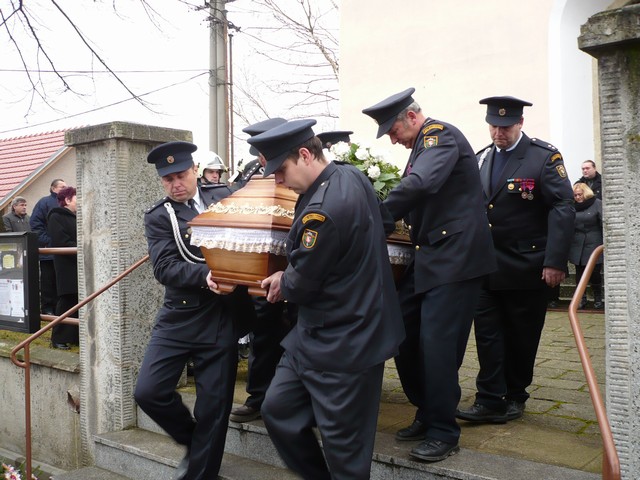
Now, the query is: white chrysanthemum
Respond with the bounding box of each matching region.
[324,149,336,162]
[330,141,351,158]
[369,146,388,162]
[354,147,369,161]
[367,165,381,180]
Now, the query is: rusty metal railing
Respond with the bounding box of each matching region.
[9,248,149,479]
[567,244,620,480]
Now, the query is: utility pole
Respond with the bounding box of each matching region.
[209,0,229,167]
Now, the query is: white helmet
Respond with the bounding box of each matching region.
[197,151,228,177]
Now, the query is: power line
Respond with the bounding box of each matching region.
[0,71,209,135]
[0,68,208,74]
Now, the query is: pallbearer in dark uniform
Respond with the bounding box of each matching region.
[363,87,496,462]
[228,117,297,424]
[134,141,253,480]
[316,130,353,149]
[456,96,575,424]
[254,119,405,479]
[230,117,287,191]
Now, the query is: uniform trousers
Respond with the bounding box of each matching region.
[244,298,293,410]
[262,351,384,480]
[472,287,548,411]
[394,271,484,444]
[134,333,237,480]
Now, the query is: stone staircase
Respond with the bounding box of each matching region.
[52,391,599,480]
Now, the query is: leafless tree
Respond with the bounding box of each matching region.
[227,0,339,128]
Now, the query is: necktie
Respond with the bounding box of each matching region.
[491,149,511,194]
[188,198,199,214]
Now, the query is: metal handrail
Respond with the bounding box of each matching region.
[567,244,620,480]
[9,251,150,479]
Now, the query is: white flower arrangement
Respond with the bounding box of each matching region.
[330,141,401,199]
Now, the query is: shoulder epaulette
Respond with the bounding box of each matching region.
[529,137,559,153]
[144,197,169,214]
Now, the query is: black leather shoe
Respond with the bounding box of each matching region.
[456,402,507,423]
[506,400,525,421]
[174,451,189,480]
[395,419,427,441]
[229,404,261,423]
[410,438,459,462]
[593,300,604,309]
[547,300,558,308]
[51,342,70,350]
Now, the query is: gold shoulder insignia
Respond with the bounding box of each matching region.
[556,165,567,178]
[302,213,326,224]
[550,153,562,163]
[423,123,445,135]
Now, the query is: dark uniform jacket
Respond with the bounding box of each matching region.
[231,159,262,192]
[47,207,78,295]
[3,212,31,232]
[477,133,575,290]
[383,118,496,294]
[280,162,404,373]
[568,197,603,266]
[144,184,251,344]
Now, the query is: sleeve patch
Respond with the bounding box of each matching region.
[550,153,563,163]
[424,136,438,148]
[302,213,326,224]
[422,123,445,135]
[302,229,318,249]
[556,165,567,178]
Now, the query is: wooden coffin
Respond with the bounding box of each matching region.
[189,178,414,296]
[189,178,298,296]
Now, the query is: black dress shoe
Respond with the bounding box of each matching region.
[51,342,70,350]
[229,404,261,423]
[395,419,427,441]
[456,402,507,423]
[410,438,459,462]
[174,451,189,480]
[547,300,558,308]
[506,400,525,421]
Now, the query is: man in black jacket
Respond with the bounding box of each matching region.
[457,96,575,424]
[363,88,496,463]
[575,159,602,199]
[134,141,253,480]
[253,119,405,479]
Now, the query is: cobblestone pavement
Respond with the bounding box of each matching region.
[377,309,605,474]
[234,309,606,474]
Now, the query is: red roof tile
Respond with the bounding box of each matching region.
[0,129,71,201]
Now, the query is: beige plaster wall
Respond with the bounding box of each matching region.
[339,0,613,180]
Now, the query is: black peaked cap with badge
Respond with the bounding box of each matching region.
[147,141,197,177]
[243,117,287,156]
[317,130,353,148]
[479,96,533,127]
[362,87,416,138]
[247,119,317,177]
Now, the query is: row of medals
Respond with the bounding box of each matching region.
[507,180,535,200]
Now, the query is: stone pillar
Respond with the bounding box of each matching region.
[578,5,640,479]
[65,122,193,465]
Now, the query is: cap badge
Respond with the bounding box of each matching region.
[498,108,506,117]
[167,155,175,164]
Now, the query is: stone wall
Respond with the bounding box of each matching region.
[578,4,640,479]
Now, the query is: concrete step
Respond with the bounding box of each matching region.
[91,428,298,480]
[51,466,130,480]
[138,391,599,480]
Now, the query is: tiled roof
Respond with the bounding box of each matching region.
[0,129,70,201]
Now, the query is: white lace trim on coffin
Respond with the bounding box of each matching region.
[190,226,288,256]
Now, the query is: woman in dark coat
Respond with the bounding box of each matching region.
[47,186,79,348]
[569,183,603,309]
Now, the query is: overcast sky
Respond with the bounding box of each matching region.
[1,1,339,167]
